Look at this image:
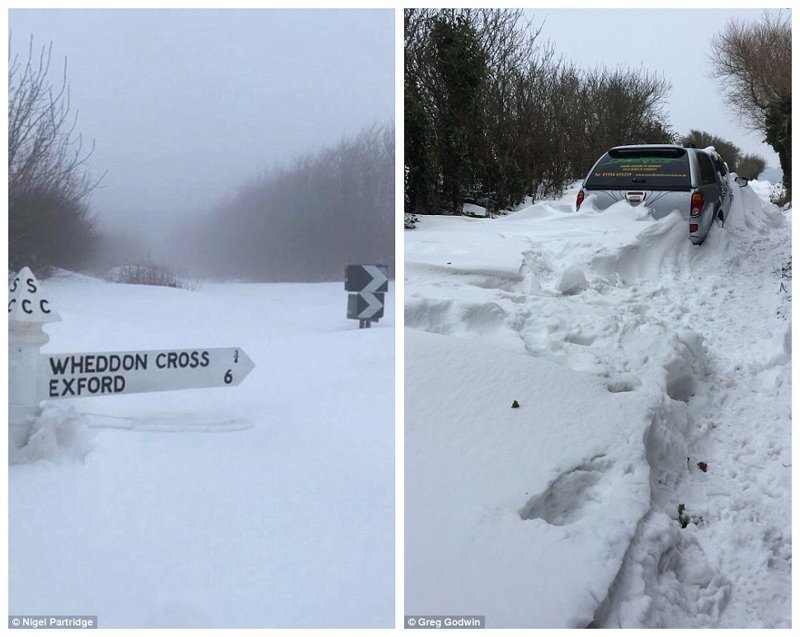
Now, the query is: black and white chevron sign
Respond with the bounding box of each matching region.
[347,292,385,320]
[345,264,389,325]
[344,264,389,293]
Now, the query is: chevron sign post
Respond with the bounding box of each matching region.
[345,264,388,328]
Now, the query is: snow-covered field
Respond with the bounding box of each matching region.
[9,278,394,628]
[405,181,791,627]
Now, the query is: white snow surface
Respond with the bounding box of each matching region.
[405,181,791,628]
[9,278,394,628]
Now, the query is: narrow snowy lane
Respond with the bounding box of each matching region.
[593,185,791,627]
[405,181,790,627]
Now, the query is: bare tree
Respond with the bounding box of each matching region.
[8,34,102,273]
[709,11,791,197]
[8,35,101,202]
[709,10,791,131]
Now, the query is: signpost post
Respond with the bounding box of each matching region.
[345,264,389,328]
[8,267,255,449]
[8,267,61,447]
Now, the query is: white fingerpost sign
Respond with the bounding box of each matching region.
[8,267,256,449]
[38,347,254,399]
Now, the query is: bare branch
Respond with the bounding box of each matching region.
[709,10,791,131]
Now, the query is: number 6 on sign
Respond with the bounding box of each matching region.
[224,369,233,384]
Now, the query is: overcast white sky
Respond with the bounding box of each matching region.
[531,8,783,165]
[8,9,395,236]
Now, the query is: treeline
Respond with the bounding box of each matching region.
[405,9,674,214]
[680,130,766,179]
[182,124,394,282]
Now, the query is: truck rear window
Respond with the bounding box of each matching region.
[585,148,691,190]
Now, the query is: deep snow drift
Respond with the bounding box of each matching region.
[405,180,790,628]
[9,277,394,628]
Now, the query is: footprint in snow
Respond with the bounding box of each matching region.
[519,455,613,526]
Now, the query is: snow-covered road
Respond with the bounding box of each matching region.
[404,181,790,627]
[10,279,395,628]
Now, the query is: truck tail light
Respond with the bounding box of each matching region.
[576,190,585,211]
[690,192,704,217]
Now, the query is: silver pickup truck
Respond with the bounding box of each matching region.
[576,144,748,244]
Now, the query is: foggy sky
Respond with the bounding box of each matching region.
[531,8,783,165]
[8,9,394,240]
